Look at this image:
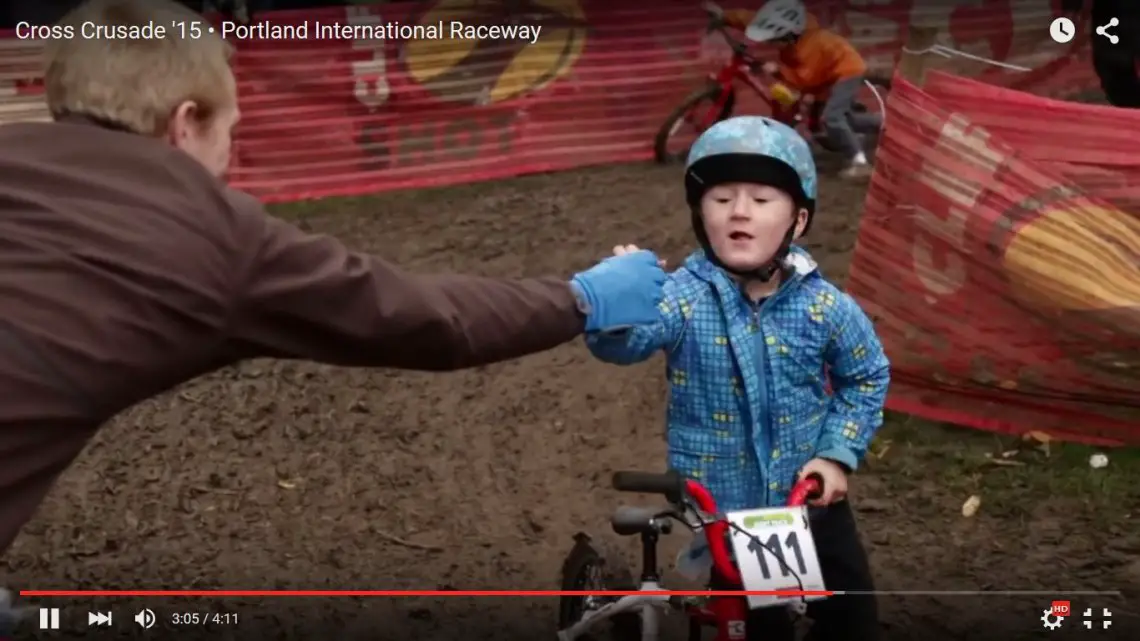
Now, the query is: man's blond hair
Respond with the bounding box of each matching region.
[45,0,234,136]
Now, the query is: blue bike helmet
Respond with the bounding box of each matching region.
[685,116,817,280]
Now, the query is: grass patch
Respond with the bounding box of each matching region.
[872,412,1140,524]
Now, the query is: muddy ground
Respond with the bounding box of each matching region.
[4,163,1138,640]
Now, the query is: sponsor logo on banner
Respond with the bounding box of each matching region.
[993,188,1140,379]
[402,0,587,105]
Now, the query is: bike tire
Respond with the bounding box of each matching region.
[653,82,736,165]
[557,533,641,641]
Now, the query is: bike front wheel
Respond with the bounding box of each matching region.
[558,533,641,640]
[653,82,736,164]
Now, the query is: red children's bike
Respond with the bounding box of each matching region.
[653,2,889,164]
[557,470,825,641]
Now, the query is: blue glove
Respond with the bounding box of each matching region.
[570,250,667,333]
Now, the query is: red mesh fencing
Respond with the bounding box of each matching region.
[847,71,1140,444]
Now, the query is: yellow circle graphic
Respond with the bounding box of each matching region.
[403,0,587,105]
[1002,201,1139,337]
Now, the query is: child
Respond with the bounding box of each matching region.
[588,116,889,641]
[720,0,880,179]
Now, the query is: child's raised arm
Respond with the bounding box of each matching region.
[814,290,891,472]
[585,275,685,365]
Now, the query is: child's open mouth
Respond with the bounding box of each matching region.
[728,231,753,240]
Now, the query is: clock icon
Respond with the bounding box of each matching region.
[1050,17,1076,43]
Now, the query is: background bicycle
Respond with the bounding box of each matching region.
[653,2,889,166]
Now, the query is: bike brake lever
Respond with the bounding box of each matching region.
[674,505,715,531]
[659,509,692,529]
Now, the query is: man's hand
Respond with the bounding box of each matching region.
[797,458,848,506]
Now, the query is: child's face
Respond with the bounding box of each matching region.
[700,183,807,272]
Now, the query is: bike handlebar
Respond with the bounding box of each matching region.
[612,469,685,503]
[611,469,822,587]
[701,2,753,59]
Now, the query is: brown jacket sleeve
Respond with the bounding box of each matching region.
[225,193,585,370]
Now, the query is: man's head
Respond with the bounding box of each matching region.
[44,0,238,176]
[684,116,817,280]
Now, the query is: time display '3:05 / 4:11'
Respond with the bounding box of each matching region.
[170,612,239,626]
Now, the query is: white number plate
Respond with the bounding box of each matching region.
[726,506,828,609]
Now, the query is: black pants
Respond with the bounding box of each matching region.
[1092,40,1140,108]
[740,501,879,641]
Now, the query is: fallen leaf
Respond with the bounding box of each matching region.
[872,441,892,459]
[1021,431,1052,456]
[961,495,981,517]
[987,459,1026,467]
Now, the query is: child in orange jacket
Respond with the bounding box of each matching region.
[721,0,880,179]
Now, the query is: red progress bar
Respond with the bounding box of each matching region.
[22,590,834,597]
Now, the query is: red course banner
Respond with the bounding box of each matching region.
[0,0,1095,202]
[847,72,1140,445]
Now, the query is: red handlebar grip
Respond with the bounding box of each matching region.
[787,475,823,507]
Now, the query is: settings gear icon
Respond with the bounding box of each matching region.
[1041,608,1064,630]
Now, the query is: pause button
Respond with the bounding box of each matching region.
[38,608,60,630]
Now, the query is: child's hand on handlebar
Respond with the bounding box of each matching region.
[797,458,848,506]
[613,244,667,268]
[761,61,779,75]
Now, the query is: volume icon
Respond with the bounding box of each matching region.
[134,608,155,629]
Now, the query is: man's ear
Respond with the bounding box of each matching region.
[166,100,200,145]
[793,207,810,239]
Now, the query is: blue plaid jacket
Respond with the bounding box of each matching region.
[587,246,890,510]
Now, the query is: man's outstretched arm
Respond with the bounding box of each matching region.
[225,198,665,370]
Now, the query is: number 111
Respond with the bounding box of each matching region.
[747,531,809,579]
